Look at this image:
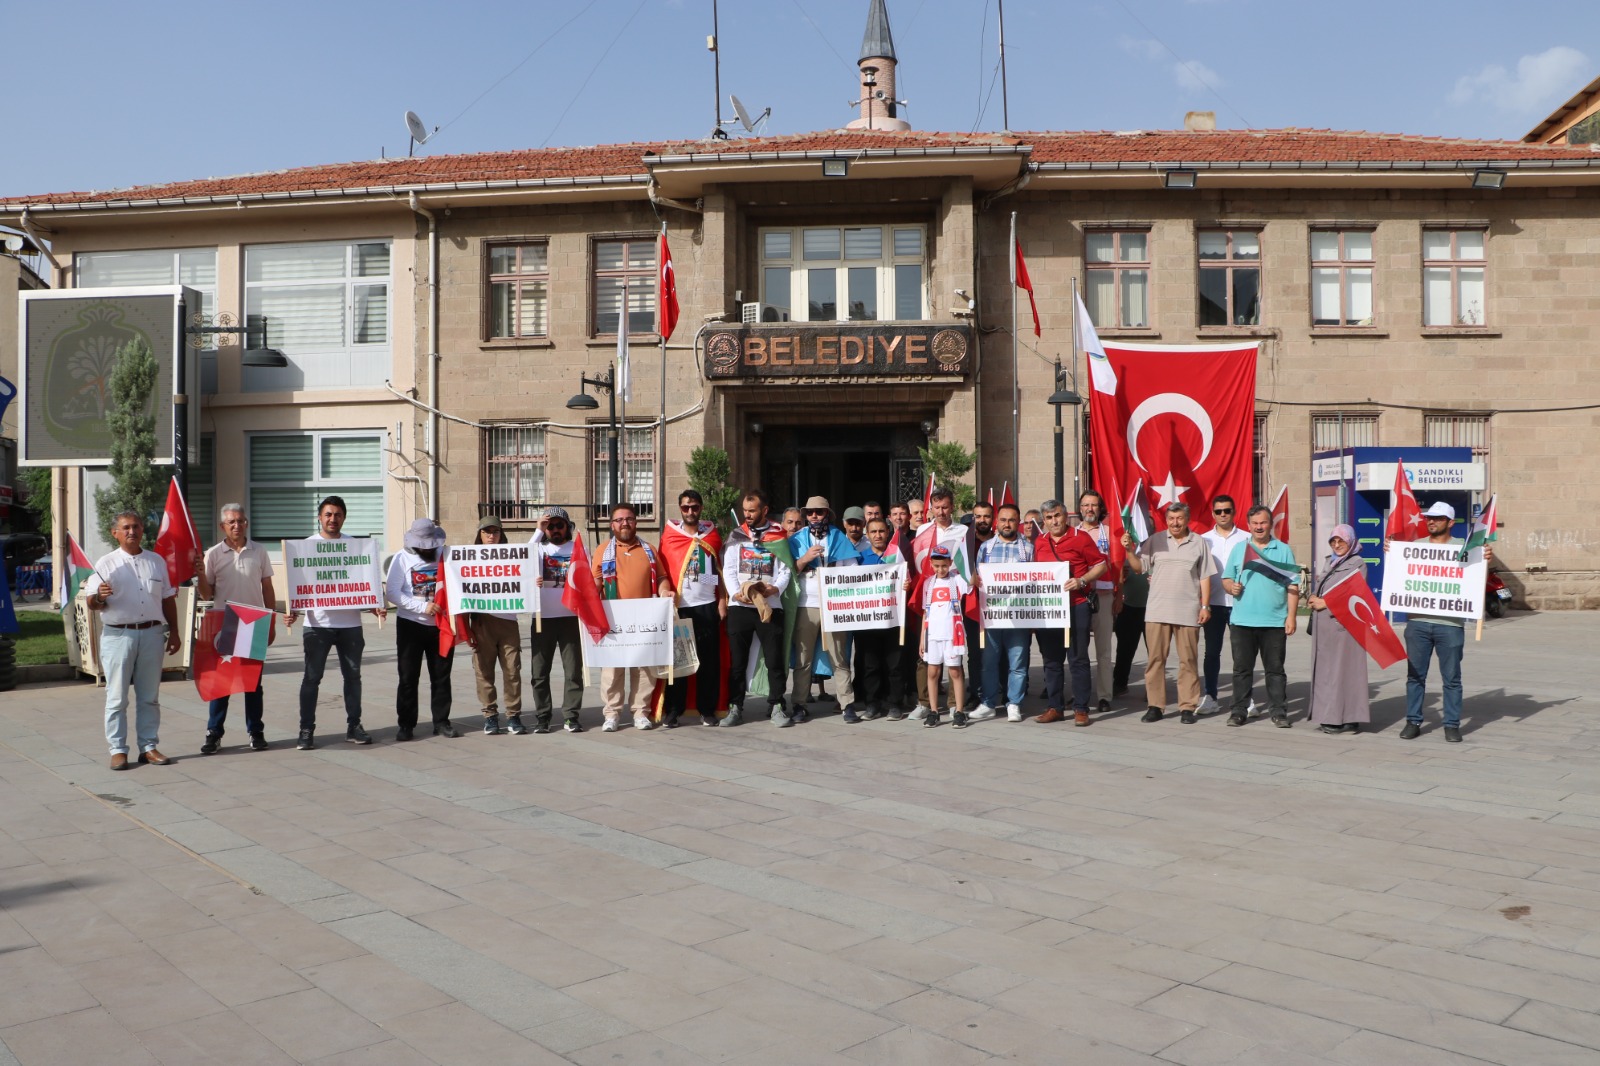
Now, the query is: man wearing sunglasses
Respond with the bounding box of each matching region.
[1200,495,1249,716]
[660,490,726,726]
[789,496,862,720]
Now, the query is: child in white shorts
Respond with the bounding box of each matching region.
[920,547,971,727]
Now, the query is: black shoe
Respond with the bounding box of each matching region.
[249,733,269,751]
[1227,713,1246,727]
[201,732,222,754]
[663,714,681,729]
[396,727,414,742]
[297,730,316,750]
[923,711,939,728]
[532,723,551,734]
[1271,714,1291,729]
[1141,707,1163,723]
[1399,722,1421,740]
[507,715,529,735]
[841,708,861,724]
[1180,710,1198,725]
[347,725,372,745]
[1097,699,1111,714]
[793,706,811,724]
[563,720,584,733]
[434,721,460,738]
[887,709,906,721]
[1112,683,1129,697]
[1343,723,1360,734]
[866,707,887,720]
[483,713,503,736]
[1443,726,1462,743]
[1320,724,1345,734]
[952,710,969,729]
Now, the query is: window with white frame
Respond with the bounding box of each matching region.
[243,240,391,390]
[1425,412,1491,489]
[1198,228,1261,326]
[1310,229,1374,326]
[1312,412,1379,451]
[75,248,219,390]
[1084,229,1150,329]
[247,432,386,547]
[1422,229,1486,327]
[590,424,656,521]
[483,425,547,519]
[487,242,549,339]
[592,237,656,335]
[759,225,925,323]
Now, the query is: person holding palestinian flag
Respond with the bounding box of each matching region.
[194,503,277,753]
[1220,504,1299,729]
[720,490,794,727]
[659,489,726,727]
[789,495,862,721]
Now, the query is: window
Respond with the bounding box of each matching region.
[759,225,926,322]
[1312,413,1379,451]
[590,424,656,521]
[1084,230,1150,328]
[188,436,217,550]
[592,237,656,335]
[1253,413,1269,506]
[1423,229,1486,327]
[1425,412,1491,489]
[482,425,547,520]
[75,248,219,391]
[1198,229,1261,326]
[247,431,386,548]
[1310,229,1374,326]
[487,242,549,339]
[243,240,391,390]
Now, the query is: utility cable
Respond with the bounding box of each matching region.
[540,0,651,148]
[435,0,604,138]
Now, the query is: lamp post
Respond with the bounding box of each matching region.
[1047,360,1084,505]
[566,367,619,520]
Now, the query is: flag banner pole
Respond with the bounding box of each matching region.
[1010,211,1020,493]
[1475,617,1483,642]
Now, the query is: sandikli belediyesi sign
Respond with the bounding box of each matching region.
[577,596,675,669]
[442,543,539,613]
[978,563,1072,630]
[1379,542,1486,620]
[282,537,383,612]
[820,562,905,632]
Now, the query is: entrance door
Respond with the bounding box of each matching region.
[759,425,922,513]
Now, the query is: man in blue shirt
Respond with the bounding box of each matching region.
[1221,504,1299,728]
[789,495,862,718]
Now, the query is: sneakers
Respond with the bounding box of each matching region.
[1444,725,1462,743]
[1227,713,1247,727]
[434,721,460,739]
[1399,721,1421,740]
[772,706,794,728]
[1036,708,1065,724]
[532,723,552,734]
[634,715,655,730]
[1006,704,1023,722]
[662,714,681,729]
[793,706,811,724]
[1248,698,1264,718]
[720,705,743,728]
[563,720,584,733]
[1180,710,1198,725]
[701,711,720,725]
[1197,695,1220,715]
[1074,710,1090,727]
[602,719,621,732]
[923,710,939,728]
[483,713,503,736]
[969,705,997,721]
[200,731,222,755]
[1320,724,1345,735]
[1271,713,1291,728]
[841,708,861,724]
[1141,707,1164,723]
[866,707,887,720]
[346,725,372,745]
[953,710,970,729]
[909,705,930,721]
[507,714,529,735]
[887,708,906,721]
[297,730,316,750]
[249,733,269,751]
[396,727,414,742]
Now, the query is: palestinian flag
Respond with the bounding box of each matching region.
[193,607,264,702]
[655,521,729,719]
[216,602,272,660]
[61,532,94,615]
[1120,479,1155,544]
[726,520,797,699]
[1462,494,1498,560]
[1241,542,1298,588]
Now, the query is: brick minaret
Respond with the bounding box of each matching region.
[845,0,911,132]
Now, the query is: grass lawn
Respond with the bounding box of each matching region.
[10,611,69,665]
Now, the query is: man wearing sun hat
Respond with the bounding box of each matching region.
[385,517,459,741]
[788,495,862,719]
[1396,501,1493,744]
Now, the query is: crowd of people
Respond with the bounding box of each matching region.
[83,485,1481,769]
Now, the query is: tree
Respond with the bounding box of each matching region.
[918,441,978,513]
[93,337,169,544]
[685,445,743,535]
[15,468,52,535]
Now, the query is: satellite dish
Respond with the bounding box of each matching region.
[729,95,771,135]
[405,111,437,156]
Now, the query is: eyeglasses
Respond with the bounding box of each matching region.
[1213,508,1234,515]
[805,510,827,517]
[545,520,568,529]
[680,503,701,510]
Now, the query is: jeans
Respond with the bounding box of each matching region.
[528,615,583,724]
[982,628,1029,707]
[964,618,984,705]
[1035,602,1093,711]
[1202,605,1232,698]
[102,625,165,755]
[300,626,365,731]
[396,616,454,729]
[726,606,786,709]
[1230,625,1287,717]
[1405,621,1464,727]
[207,680,264,736]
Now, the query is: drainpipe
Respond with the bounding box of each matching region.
[408,193,440,519]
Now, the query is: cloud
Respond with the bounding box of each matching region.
[1449,45,1589,115]
[1119,37,1223,95]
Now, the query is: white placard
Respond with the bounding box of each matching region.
[578,597,675,668]
[820,563,905,632]
[978,563,1072,629]
[283,537,383,612]
[443,543,540,613]
[1380,542,1486,620]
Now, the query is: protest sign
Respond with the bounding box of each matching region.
[1380,542,1486,620]
[820,563,905,632]
[577,597,675,669]
[442,543,539,614]
[282,537,383,612]
[978,563,1072,631]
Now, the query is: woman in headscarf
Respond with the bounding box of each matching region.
[1305,523,1369,733]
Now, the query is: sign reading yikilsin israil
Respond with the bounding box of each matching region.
[704,324,974,380]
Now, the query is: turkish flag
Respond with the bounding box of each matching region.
[563,534,610,644]
[153,479,199,587]
[1088,342,1257,534]
[658,231,679,342]
[1386,460,1426,542]
[1270,485,1290,544]
[1320,569,1406,669]
[192,607,263,701]
[433,580,471,657]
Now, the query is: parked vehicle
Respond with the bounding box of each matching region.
[1485,568,1513,618]
[0,533,47,588]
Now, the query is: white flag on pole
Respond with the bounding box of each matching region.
[1076,290,1117,395]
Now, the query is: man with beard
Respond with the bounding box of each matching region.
[842,506,868,552]
[862,501,885,527]
[530,507,584,733]
[853,517,905,720]
[789,496,862,719]
[974,502,1032,722]
[1076,491,1117,715]
[592,503,674,732]
[660,490,725,727]
[1032,500,1108,727]
[721,491,795,727]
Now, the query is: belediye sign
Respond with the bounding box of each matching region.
[705,323,973,379]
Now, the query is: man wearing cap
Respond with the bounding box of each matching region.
[530,507,584,733]
[790,496,862,719]
[842,506,868,553]
[386,518,458,740]
[593,502,674,731]
[467,516,525,735]
[1393,502,1491,743]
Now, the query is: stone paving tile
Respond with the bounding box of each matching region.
[0,1006,160,1066]
[135,1009,301,1066]
[306,1039,439,1066]
[383,1001,572,1064]
[68,946,228,1033]
[299,952,456,1022]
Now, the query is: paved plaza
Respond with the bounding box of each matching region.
[0,609,1597,1064]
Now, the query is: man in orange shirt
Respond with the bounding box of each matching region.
[592,503,674,731]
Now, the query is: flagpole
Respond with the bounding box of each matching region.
[618,275,628,510]
[1070,277,1082,508]
[658,221,668,527]
[1010,211,1020,495]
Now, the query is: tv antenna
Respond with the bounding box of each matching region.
[729,94,771,136]
[405,111,438,156]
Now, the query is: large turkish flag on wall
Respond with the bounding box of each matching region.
[1088,342,1257,535]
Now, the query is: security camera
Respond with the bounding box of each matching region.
[953,288,970,300]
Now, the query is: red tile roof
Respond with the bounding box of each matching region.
[6,128,1597,209]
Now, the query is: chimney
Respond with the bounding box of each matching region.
[1184,111,1216,132]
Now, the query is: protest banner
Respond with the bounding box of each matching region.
[978,563,1072,640]
[282,537,383,612]
[442,543,539,614]
[1379,542,1486,621]
[577,597,675,670]
[820,563,905,633]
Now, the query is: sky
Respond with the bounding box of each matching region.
[5,0,1599,198]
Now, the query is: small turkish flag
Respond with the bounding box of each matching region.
[1385,460,1426,542]
[1270,485,1290,544]
[153,479,199,587]
[658,231,679,342]
[1321,570,1406,669]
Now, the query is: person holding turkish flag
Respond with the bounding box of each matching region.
[1305,523,1379,733]
[1088,341,1258,535]
[1386,461,1426,542]
[153,478,199,588]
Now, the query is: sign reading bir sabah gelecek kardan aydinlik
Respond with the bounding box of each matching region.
[442,543,540,613]
[282,537,384,612]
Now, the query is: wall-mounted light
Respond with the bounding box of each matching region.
[1472,168,1508,190]
[749,420,763,435]
[1164,169,1198,190]
[822,159,849,178]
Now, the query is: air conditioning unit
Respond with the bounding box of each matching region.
[741,302,789,324]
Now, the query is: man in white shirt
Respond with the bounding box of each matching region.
[530,506,584,733]
[1199,495,1249,715]
[194,503,275,753]
[721,490,793,727]
[385,518,457,741]
[86,510,181,770]
[286,496,386,749]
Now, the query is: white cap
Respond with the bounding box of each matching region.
[1421,501,1456,520]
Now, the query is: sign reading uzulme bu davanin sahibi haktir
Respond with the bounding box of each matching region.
[283,537,384,612]
[704,323,974,379]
